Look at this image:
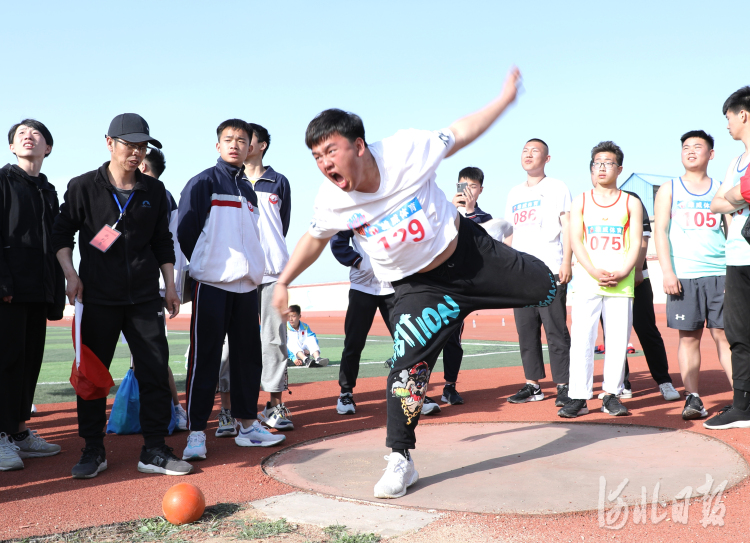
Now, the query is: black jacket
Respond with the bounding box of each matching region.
[0,164,65,318]
[52,163,175,305]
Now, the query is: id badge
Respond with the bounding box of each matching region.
[90,225,121,253]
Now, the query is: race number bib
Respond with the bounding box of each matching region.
[586,225,624,253]
[673,200,720,230]
[512,199,542,227]
[358,198,434,254]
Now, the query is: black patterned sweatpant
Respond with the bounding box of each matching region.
[385,216,557,449]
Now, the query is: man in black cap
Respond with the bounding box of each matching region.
[53,113,192,478]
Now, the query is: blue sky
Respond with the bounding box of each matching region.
[2,1,746,284]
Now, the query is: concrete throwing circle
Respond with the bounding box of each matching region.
[264,422,748,514]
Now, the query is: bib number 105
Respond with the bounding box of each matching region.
[677,210,718,230]
[376,219,425,250]
[588,235,622,251]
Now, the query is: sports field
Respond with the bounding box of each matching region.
[35,326,613,405]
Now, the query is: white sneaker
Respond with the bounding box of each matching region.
[30,404,37,415]
[215,407,237,437]
[174,404,188,431]
[659,382,680,401]
[182,431,207,460]
[373,452,419,499]
[0,433,24,471]
[598,389,632,400]
[258,403,294,430]
[337,393,356,415]
[14,430,61,458]
[235,420,286,447]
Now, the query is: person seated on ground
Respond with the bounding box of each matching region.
[286,305,329,367]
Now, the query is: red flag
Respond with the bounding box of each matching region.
[70,301,114,400]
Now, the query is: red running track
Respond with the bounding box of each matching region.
[7,310,749,542]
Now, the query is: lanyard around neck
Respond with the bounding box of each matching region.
[112,191,135,229]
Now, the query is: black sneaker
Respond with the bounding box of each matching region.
[72,446,107,479]
[682,394,707,420]
[508,383,544,404]
[441,383,464,405]
[601,394,629,416]
[557,399,588,418]
[555,384,570,407]
[421,397,441,415]
[704,404,750,430]
[137,444,194,476]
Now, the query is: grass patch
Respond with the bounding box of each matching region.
[236,518,297,539]
[10,503,243,543]
[323,524,381,543]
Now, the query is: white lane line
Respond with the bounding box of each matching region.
[37,372,187,386]
[316,336,524,347]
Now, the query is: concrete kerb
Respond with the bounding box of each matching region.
[262,421,750,516]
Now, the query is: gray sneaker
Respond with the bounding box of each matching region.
[14,430,61,458]
[0,433,24,471]
[138,445,193,476]
[72,446,107,479]
[215,407,238,437]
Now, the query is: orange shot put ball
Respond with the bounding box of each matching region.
[162,483,206,525]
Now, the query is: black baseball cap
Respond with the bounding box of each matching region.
[107,113,162,149]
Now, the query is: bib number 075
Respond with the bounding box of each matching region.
[588,235,622,251]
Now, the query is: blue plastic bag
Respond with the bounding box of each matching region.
[106,368,180,435]
[106,368,141,434]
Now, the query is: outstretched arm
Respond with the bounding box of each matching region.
[446,67,521,158]
[273,232,331,317]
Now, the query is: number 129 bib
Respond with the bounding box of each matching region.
[359,197,434,254]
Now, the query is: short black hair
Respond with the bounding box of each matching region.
[590,141,624,168]
[722,86,750,115]
[8,119,54,157]
[248,123,271,158]
[526,138,549,154]
[305,108,366,149]
[144,148,166,179]
[216,119,250,142]
[680,130,715,150]
[289,304,301,315]
[458,166,485,186]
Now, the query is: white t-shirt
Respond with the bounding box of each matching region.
[504,177,572,272]
[308,128,458,282]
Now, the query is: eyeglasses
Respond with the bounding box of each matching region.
[591,161,618,171]
[114,138,149,154]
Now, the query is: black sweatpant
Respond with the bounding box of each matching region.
[623,277,672,387]
[77,299,172,449]
[513,276,570,383]
[442,324,464,384]
[386,217,556,449]
[0,302,47,434]
[339,289,395,393]
[185,283,262,431]
[725,265,750,393]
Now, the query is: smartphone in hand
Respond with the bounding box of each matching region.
[457,182,468,193]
